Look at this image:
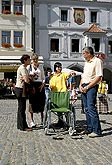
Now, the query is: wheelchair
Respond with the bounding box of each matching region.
[43,91,76,136]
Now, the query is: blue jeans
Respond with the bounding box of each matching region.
[81,84,102,135]
[45,89,50,104]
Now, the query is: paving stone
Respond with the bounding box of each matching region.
[0,96,112,165]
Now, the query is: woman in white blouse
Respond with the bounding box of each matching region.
[27,53,45,127]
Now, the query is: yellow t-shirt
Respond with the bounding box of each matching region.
[50,72,70,92]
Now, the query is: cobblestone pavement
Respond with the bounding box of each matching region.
[0,95,112,165]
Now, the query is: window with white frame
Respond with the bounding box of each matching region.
[2,31,11,47]
[50,38,59,52]
[108,41,112,53]
[2,0,11,14]
[2,31,11,43]
[14,0,23,15]
[71,39,79,52]
[14,31,23,47]
[61,10,68,21]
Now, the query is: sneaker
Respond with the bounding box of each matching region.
[88,132,101,138]
[30,122,36,128]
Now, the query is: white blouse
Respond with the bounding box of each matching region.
[27,64,45,82]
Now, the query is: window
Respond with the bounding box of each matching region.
[2,31,11,48]
[61,10,68,21]
[2,31,11,43]
[14,31,23,43]
[2,0,11,14]
[14,31,23,47]
[50,39,59,52]
[14,0,23,15]
[71,39,79,52]
[91,11,97,23]
[108,41,112,53]
[92,38,100,52]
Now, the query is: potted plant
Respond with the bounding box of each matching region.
[2,43,11,48]
[14,43,23,48]
[3,10,11,14]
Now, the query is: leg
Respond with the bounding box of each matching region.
[87,86,102,135]
[40,111,44,125]
[17,97,28,130]
[29,111,34,122]
[82,92,92,133]
[29,104,36,127]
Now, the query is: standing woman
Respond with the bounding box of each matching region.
[15,54,32,131]
[27,54,45,127]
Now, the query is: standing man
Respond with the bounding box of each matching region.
[79,47,103,138]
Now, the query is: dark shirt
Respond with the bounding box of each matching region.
[45,76,50,90]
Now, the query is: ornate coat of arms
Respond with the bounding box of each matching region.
[74,8,85,25]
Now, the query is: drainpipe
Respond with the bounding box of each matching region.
[31,0,35,52]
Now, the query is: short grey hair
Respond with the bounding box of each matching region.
[82,46,94,56]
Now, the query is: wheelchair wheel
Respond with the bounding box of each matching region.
[69,127,76,136]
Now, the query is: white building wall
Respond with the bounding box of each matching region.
[36,0,112,64]
[39,30,49,58]
[0,0,33,80]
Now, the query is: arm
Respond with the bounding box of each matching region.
[82,76,102,93]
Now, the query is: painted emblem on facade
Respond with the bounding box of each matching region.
[74,8,85,25]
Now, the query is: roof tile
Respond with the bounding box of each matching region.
[84,23,106,33]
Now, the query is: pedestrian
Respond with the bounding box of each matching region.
[27,53,45,128]
[44,70,52,104]
[79,46,103,138]
[67,72,76,92]
[67,72,77,104]
[14,54,32,131]
[97,80,109,114]
[49,62,76,128]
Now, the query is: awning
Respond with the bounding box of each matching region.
[0,65,19,72]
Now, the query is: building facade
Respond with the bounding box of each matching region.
[0,0,33,81]
[34,0,112,92]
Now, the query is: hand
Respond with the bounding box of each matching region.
[82,87,88,93]
[39,83,44,92]
[79,85,88,93]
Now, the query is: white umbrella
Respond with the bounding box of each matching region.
[62,68,82,76]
